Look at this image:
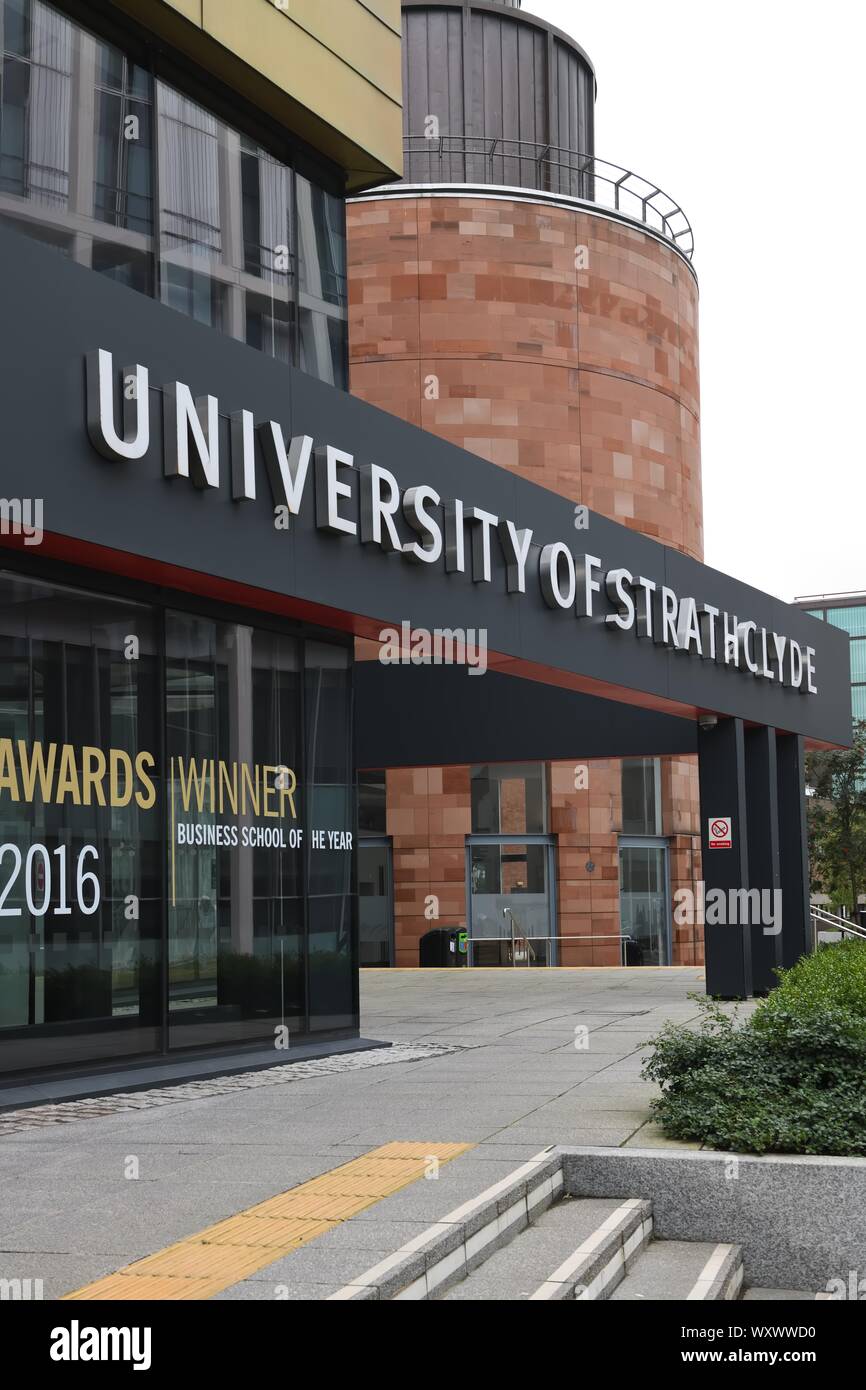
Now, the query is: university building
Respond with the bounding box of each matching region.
[793,594,866,728]
[0,0,848,1082]
[351,0,703,969]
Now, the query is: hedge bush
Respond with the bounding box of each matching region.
[642,940,866,1155]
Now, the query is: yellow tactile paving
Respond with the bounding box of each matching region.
[63,1141,473,1301]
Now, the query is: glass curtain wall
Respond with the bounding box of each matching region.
[165,614,305,1049]
[0,572,161,1072]
[305,643,355,1030]
[0,0,348,385]
[0,569,357,1076]
[358,771,392,968]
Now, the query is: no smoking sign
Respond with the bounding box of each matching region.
[708,816,732,850]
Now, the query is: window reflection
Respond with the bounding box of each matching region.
[0,571,161,1071]
[621,757,662,836]
[165,613,305,1048]
[0,0,347,386]
[305,643,354,1028]
[470,763,547,835]
[0,571,358,1074]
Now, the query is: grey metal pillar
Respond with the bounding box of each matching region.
[776,732,812,969]
[744,726,783,994]
[697,717,752,998]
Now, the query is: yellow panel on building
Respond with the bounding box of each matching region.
[111,0,403,191]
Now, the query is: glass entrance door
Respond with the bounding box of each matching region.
[618,839,671,966]
[466,837,556,966]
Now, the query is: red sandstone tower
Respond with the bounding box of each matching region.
[349,0,704,970]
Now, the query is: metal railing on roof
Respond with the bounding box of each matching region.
[400,134,694,260]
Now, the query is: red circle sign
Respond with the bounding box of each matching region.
[711,819,728,839]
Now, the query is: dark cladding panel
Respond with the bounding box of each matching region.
[552,34,595,197]
[404,4,466,182]
[401,2,595,193]
[355,666,698,768]
[0,223,850,751]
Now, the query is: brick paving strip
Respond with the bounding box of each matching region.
[0,1043,464,1136]
[62,1141,474,1301]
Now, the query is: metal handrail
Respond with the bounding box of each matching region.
[399,135,694,260]
[811,905,866,944]
[467,932,637,968]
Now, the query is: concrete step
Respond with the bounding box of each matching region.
[743,1287,817,1301]
[610,1239,743,1301]
[438,1195,651,1301]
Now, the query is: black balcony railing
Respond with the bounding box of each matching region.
[401,135,694,260]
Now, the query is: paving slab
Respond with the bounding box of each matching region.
[0,969,709,1299]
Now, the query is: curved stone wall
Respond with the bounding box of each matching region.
[348,192,702,559]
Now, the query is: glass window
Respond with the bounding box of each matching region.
[621,757,662,836]
[0,0,154,286]
[0,570,358,1074]
[0,571,162,1070]
[93,47,153,236]
[297,171,348,389]
[0,0,347,388]
[827,606,866,637]
[358,842,391,968]
[804,609,825,620]
[305,642,354,1031]
[852,687,866,722]
[358,770,386,834]
[165,613,304,1049]
[849,641,866,683]
[471,763,547,834]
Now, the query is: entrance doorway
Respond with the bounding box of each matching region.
[618,838,671,965]
[358,838,393,967]
[466,836,557,966]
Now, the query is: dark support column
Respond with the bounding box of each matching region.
[698,717,752,998]
[744,727,783,994]
[776,732,812,969]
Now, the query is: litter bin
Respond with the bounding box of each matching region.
[419,927,468,967]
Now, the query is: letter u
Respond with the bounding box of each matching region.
[86,349,150,461]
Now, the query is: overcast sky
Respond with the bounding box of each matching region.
[528,0,864,604]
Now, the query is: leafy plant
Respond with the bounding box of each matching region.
[806,721,866,911]
[642,942,866,1155]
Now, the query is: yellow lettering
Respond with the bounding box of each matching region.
[17,740,56,803]
[218,760,238,816]
[241,762,261,817]
[178,758,209,813]
[279,768,297,820]
[0,738,20,801]
[81,747,107,806]
[263,767,278,818]
[134,752,156,810]
[110,750,133,807]
[55,744,81,805]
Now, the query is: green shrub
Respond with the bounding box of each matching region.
[642,941,866,1156]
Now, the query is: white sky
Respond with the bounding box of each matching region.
[527,0,865,603]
